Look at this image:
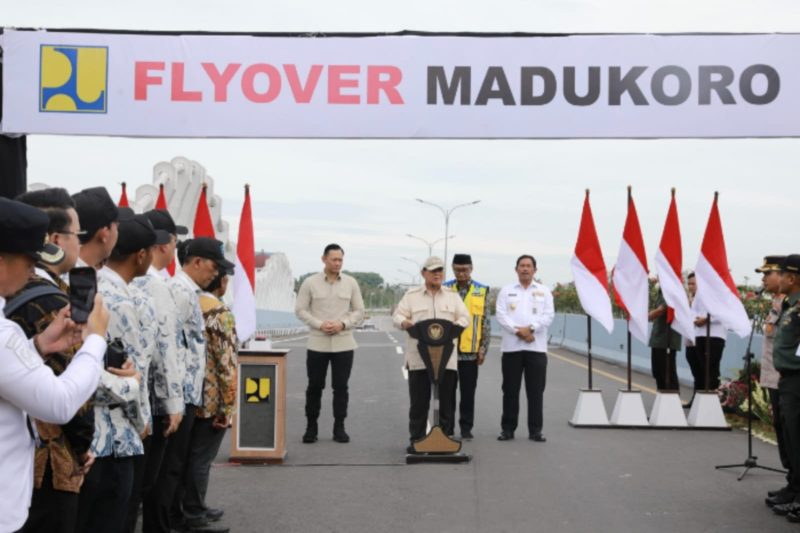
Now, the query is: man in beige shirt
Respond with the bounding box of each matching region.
[295,244,364,444]
[393,257,470,449]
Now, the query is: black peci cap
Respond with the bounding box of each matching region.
[72,187,119,242]
[0,198,65,265]
[780,255,800,274]
[144,209,188,236]
[755,255,786,273]
[452,253,472,265]
[184,237,234,272]
[113,214,160,255]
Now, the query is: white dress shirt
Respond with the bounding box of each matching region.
[495,280,555,353]
[0,297,105,532]
[691,296,727,340]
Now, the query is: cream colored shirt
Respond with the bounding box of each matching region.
[392,285,470,371]
[295,272,365,352]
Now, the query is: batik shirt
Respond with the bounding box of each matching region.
[197,293,238,420]
[93,267,147,458]
[133,267,185,416]
[168,271,207,407]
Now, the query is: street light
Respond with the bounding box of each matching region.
[415,198,481,266]
[406,234,456,257]
[401,256,423,269]
[397,268,418,285]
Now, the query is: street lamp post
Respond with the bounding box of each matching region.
[415,199,481,266]
[406,234,456,257]
[397,268,418,285]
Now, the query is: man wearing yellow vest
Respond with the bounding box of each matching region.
[444,254,491,440]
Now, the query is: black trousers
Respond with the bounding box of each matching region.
[779,374,800,493]
[650,348,680,391]
[408,369,457,441]
[693,337,725,390]
[769,387,792,481]
[126,414,171,533]
[182,417,227,520]
[143,405,196,533]
[75,455,135,533]
[20,462,78,533]
[501,351,547,435]
[685,346,702,391]
[306,350,354,421]
[452,359,479,434]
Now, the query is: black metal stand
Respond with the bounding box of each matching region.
[715,313,787,480]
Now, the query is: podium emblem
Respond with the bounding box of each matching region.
[427,323,444,341]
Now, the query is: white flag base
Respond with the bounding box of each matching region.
[649,392,688,427]
[569,390,610,426]
[610,390,649,426]
[687,391,729,428]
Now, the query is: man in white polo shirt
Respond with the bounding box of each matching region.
[495,254,554,443]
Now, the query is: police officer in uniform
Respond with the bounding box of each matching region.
[767,255,800,522]
[0,197,109,533]
[444,254,490,440]
[756,256,791,502]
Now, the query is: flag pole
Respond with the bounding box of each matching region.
[627,321,632,391]
[587,314,593,390]
[704,313,711,392]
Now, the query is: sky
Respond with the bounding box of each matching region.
[5,1,800,289]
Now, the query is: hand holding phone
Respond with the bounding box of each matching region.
[69,267,97,324]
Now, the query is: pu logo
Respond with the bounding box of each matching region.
[39,45,108,113]
[246,377,271,403]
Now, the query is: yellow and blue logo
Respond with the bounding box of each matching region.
[39,45,108,113]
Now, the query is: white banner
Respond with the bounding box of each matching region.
[2,29,800,138]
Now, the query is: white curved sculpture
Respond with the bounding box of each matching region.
[254,253,296,312]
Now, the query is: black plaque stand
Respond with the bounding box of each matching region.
[406,318,471,464]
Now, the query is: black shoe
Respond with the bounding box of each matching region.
[205,508,224,522]
[529,433,547,442]
[497,431,514,441]
[185,526,230,533]
[788,511,800,523]
[767,491,797,507]
[461,430,474,440]
[406,445,418,454]
[772,502,800,516]
[333,420,350,443]
[183,516,211,529]
[302,421,318,443]
[769,485,791,498]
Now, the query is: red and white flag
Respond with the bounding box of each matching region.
[694,193,751,338]
[570,190,614,334]
[193,184,215,238]
[155,184,176,277]
[654,189,694,342]
[118,182,130,207]
[612,187,650,344]
[232,185,257,342]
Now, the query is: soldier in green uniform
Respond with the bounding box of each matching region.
[648,288,682,391]
[768,255,800,522]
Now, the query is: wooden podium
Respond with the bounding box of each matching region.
[229,345,289,464]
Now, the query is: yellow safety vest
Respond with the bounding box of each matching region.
[446,281,488,354]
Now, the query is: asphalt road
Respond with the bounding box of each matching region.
[200,317,793,533]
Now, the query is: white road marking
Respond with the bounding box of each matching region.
[401,366,408,380]
[395,346,403,355]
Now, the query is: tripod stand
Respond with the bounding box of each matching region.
[716,312,787,480]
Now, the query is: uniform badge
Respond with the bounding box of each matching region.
[509,303,517,311]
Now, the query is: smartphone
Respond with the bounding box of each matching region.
[68,267,97,324]
[104,339,127,369]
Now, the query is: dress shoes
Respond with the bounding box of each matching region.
[406,445,418,454]
[529,433,547,442]
[497,431,514,441]
[766,491,796,507]
[772,502,800,516]
[461,430,474,440]
[768,485,791,498]
[788,510,800,523]
[205,508,224,522]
